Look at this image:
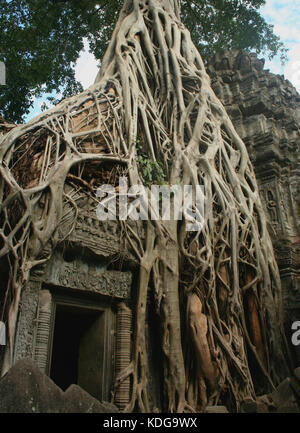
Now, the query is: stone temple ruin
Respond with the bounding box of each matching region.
[0,49,299,413]
[0,11,300,410]
[207,50,300,367]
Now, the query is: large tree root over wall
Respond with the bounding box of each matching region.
[0,0,291,412]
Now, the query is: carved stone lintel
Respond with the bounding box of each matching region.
[43,253,132,299]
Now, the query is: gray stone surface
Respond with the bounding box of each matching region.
[205,406,229,413]
[0,358,119,413]
[270,377,299,413]
[241,376,300,413]
[241,398,269,413]
[63,385,118,413]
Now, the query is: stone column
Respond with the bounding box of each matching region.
[33,290,53,373]
[115,303,132,410]
[14,280,41,363]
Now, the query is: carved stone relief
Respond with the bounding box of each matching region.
[258,182,280,233]
[266,189,278,223]
[14,280,41,363]
[42,252,132,299]
[57,188,145,262]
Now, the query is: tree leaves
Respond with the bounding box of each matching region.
[0,0,287,123]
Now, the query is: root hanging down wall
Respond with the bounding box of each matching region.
[0,0,292,412]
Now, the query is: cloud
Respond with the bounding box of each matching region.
[284,44,300,90]
[74,39,99,89]
[25,40,99,121]
[261,0,300,92]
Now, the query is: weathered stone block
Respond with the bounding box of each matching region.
[0,358,63,413]
[271,378,299,413]
[63,385,118,413]
[205,406,229,413]
[0,358,119,413]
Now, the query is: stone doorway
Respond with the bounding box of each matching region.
[50,304,105,400]
[13,268,132,407]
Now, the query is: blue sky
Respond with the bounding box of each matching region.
[26,0,300,121]
[261,0,300,90]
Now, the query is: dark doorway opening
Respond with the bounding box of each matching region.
[50,304,104,399]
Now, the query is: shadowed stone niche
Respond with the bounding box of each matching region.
[207,50,300,364]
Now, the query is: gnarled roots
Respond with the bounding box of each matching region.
[0,0,290,412]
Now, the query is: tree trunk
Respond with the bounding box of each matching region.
[0,0,291,411]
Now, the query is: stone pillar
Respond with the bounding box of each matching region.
[115,303,132,410]
[33,290,52,373]
[14,280,41,363]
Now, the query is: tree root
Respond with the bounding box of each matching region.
[0,0,291,411]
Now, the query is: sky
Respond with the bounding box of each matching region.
[261,0,300,91]
[27,0,300,121]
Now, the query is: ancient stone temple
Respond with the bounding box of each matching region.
[0,0,300,414]
[207,50,300,365]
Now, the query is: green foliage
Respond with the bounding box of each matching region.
[136,142,166,186]
[180,0,288,63]
[0,0,287,123]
